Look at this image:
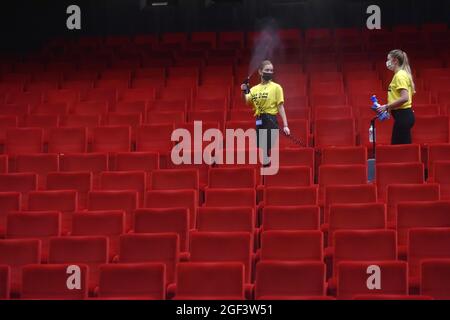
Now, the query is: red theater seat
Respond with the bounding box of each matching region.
[117,233,179,285]
[5,128,43,154]
[430,161,450,200]
[255,261,326,300]
[46,172,93,210]
[145,190,197,229]
[91,126,131,152]
[21,264,89,299]
[172,262,245,300]
[0,192,21,237]
[48,236,108,292]
[375,163,424,201]
[324,184,377,223]
[6,211,61,261]
[47,127,87,153]
[0,265,9,299]
[420,259,450,300]
[14,154,59,190]
[0,239,40,295]
[71,211,126,260]
[259,230,323,262]
[27,190,78,233]
[408,228,450,290]
[386,184,440,223]
[133,208,189,253]
[96,263,166,300]
[376,144,421,163]
[88,191,138,230]
[336,261,408,300]
[189,232,253,283]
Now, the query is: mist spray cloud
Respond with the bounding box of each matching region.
[248,19,283,77]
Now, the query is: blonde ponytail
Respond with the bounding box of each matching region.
[389,49,416,94]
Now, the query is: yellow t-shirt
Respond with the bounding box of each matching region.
[387,69,413,110]
[245,81,284,116]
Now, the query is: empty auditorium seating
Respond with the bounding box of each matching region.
[27,190,78,232]
[376,144,422,163]
[321,146,367,165]
[314,118,356,148]
[96,263,166,300]
[375,163,425,201]
[117,233,179,284]
[46,172,93,210]
[408,228,450,289]
[99,171,147,207]
[113,152,159,171]
[59,153,108,187]
[318,165,368,201]
[428,144,450,177]
[5,128,43,154]
[326,203,386,245]
[71,211,126,260]
[412,116,449,144]
[149,169,199,190]
[263,166,312,187]
[429,161,450,199]
[204,188,256,209]
[14,154,59,189]
[262,187,318,207]
[196,207,255,235]
[255,261,326,300]
[0,192,21,237]
[387,184,440,223]
[189,232,252,283]
[0,239,40,295]
[88,191,138,230]
[145,190,197,229]
[21,264,89,299]
[336,261,408,300]
[47,127,87,153]
[91,126,131,152]
[48,236,109,291]
[136,124,175,153]
[133,208,189,252]
[261,206,320,232]
[207,167,256,189]
[0,265,9,299]
[172,262,245,300]
[329,230,397,279]
[324,184,377,223]
[420,259,450,299]
[259,230,323,262]
[5,211,61,260]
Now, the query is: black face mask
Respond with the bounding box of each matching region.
[262,72,273,82]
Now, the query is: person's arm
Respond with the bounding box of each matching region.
[278,104,290,135]
[377,89,409,112]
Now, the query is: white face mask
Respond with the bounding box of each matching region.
[386,60,395,70]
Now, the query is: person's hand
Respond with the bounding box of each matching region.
[283,126,290,135]
[376,104,388,113]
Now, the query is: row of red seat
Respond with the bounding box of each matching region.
[1,228,449,299]
[0,116,448,152]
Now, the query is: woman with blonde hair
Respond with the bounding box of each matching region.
[376,49,416,144]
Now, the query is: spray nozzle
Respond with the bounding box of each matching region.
[242,77,250,94]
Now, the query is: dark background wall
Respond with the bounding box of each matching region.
[1,0,449,51]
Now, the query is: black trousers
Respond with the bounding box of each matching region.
[256,114,279,164]
[391,108,415,145]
